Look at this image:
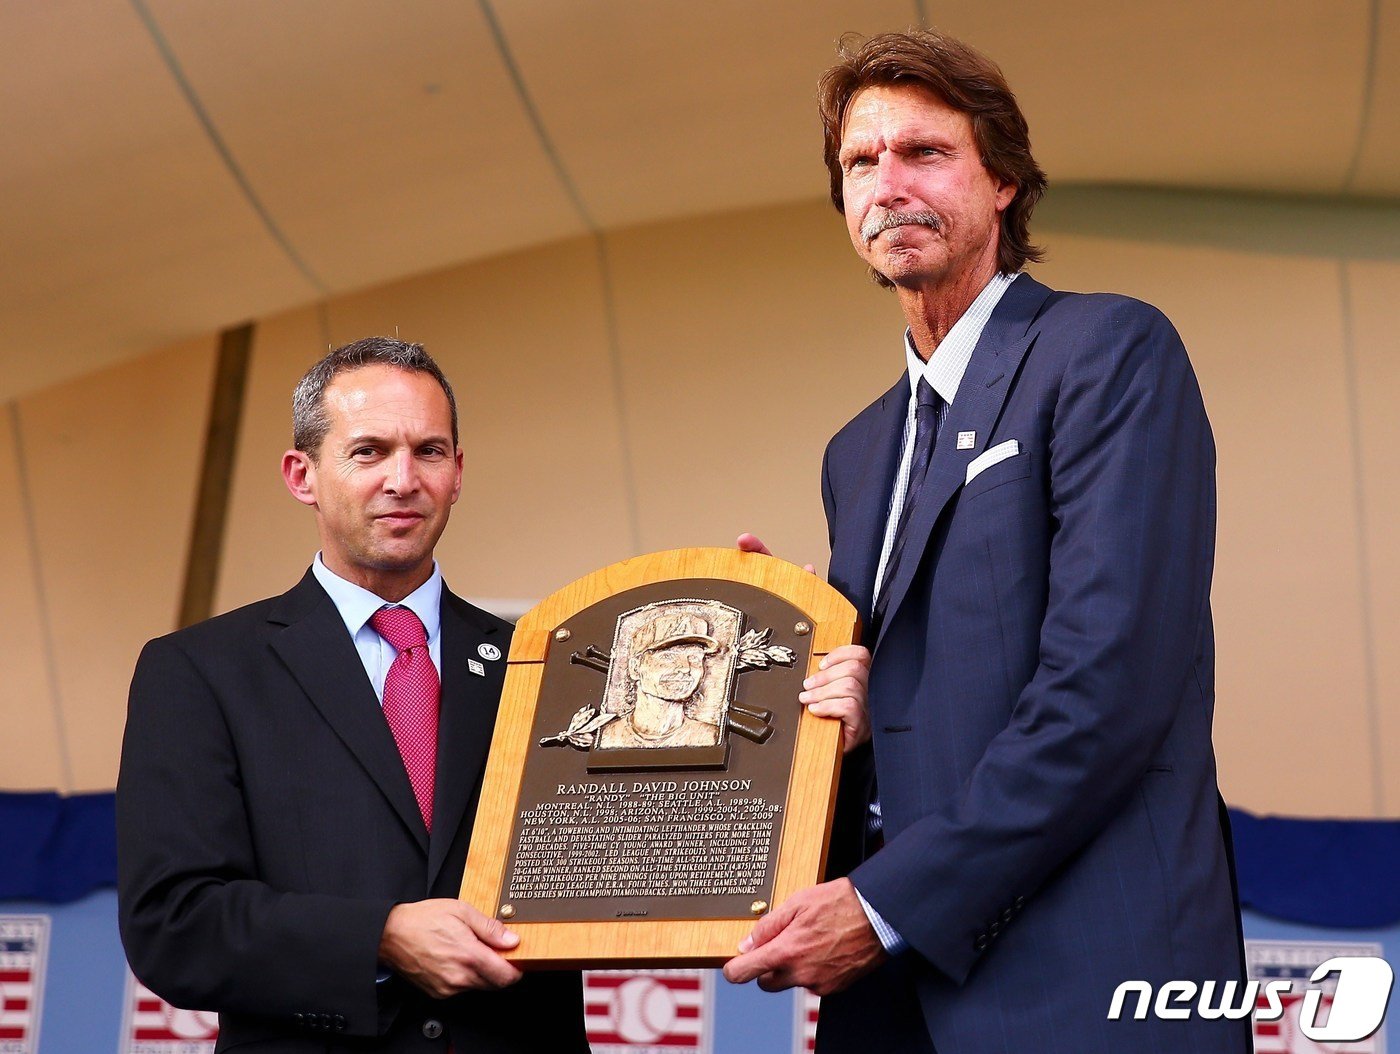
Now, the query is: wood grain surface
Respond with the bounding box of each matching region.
[460,547,858,966]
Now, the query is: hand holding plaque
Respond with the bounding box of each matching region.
[459,547,859,967]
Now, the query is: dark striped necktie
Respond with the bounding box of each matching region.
[872,377,943,634]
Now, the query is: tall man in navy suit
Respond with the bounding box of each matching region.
[118,339,589,1052]
[725,31,1249,1054]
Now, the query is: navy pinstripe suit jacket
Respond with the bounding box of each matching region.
[817,274,1250,1054]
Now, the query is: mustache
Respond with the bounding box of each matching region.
[861,208,942,243]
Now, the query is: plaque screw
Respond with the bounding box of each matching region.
[794,621,811,636]
[499,904,516,919]
[750,900,769,916]
[554,628,571,642]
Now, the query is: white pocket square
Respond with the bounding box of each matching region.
[965,440,1021,484]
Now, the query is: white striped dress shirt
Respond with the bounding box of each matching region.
[857,271,1019,956]
[871,271,1019,602]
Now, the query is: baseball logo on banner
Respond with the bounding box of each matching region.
[120,969,219,1054]
[792,989,819,1054]
[0,916,48,1054]
[1248,940,1389,1053]
[584,969,712,1053]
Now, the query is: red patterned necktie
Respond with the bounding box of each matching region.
[369,606,439,831]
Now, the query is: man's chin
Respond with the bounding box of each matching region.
[356,546,434,575]
[879,257,943,290]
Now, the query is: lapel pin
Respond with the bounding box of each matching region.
[468,658,486,677]
[478,643,501,661]
[957,431,976,450]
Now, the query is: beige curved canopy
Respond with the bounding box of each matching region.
[3,0,1395,399]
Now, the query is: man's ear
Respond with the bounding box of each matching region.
[995,179,1017,213]
[282,449,318,507]
[451,445,464,505]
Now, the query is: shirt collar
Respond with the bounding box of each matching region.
[904,271,1019,405]
[312,553,443,644]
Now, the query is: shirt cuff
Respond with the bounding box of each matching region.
[853,885,909,955]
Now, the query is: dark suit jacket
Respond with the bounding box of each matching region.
[817,275,1250,1054]
[117,571,588,1053]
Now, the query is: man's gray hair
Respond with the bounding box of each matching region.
[291,336,459,458]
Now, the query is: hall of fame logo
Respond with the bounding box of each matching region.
[792,989,819,1053]
[1249,940,1389,1053]
[0,915,49,1054]
[584,969,712,1053]
[120,970,219,1054]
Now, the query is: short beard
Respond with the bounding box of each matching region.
[861,208,942,244]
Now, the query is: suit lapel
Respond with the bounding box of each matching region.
[873,275,1054,653]
[830,374,909,624]
[267,572,428,854]
[426,589,506,887]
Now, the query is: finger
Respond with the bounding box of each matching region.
[803,661,853,688]
[806,658,870,690]
[802,699,858,721]
[804,701,870,749]
[460,906,520,950]
[800,671,864,700]
[721,952,754,985]
[799,696,861,722]
[466,947,525,989]
[757,969,796,993]
[803,563,816,574]
[723,941,788,985]
[736,533,772,556]
[801,670,862,703]
[737,899,797,953]
[800,682,865,713]
[818,645,872,670]
[842,727,871,753]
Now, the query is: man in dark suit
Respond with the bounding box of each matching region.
[118,338,588,1052]
[725,31,1249,1053]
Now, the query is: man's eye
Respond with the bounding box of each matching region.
[352,447,378,458]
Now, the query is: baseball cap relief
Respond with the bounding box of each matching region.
[634,612,721,655]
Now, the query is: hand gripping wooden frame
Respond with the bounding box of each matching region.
[459,547,858,967]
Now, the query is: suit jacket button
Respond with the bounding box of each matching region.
[989,921,1001,937]
[334,1014,346,1030]
[293,1013,304,1026]
[1001,908,1014,923]
[422,1019,444,1040]
[974,934,988,951]
[1014,896,1025,910]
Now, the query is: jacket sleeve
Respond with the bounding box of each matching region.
[117,635,397,1036]
[850,302,1215,984]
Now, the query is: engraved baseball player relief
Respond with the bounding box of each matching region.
[539,600,796,754]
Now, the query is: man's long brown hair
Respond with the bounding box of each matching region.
[819,30,1048,283]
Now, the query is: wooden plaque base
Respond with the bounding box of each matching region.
[459,547,858,967]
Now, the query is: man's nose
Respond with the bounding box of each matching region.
[872,156,911,208]
[384,450,419,494]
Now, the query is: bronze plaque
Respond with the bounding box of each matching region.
[505,579,806,923]
[460,548,857,966]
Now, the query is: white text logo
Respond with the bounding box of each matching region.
[1108,956,1394,1042]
